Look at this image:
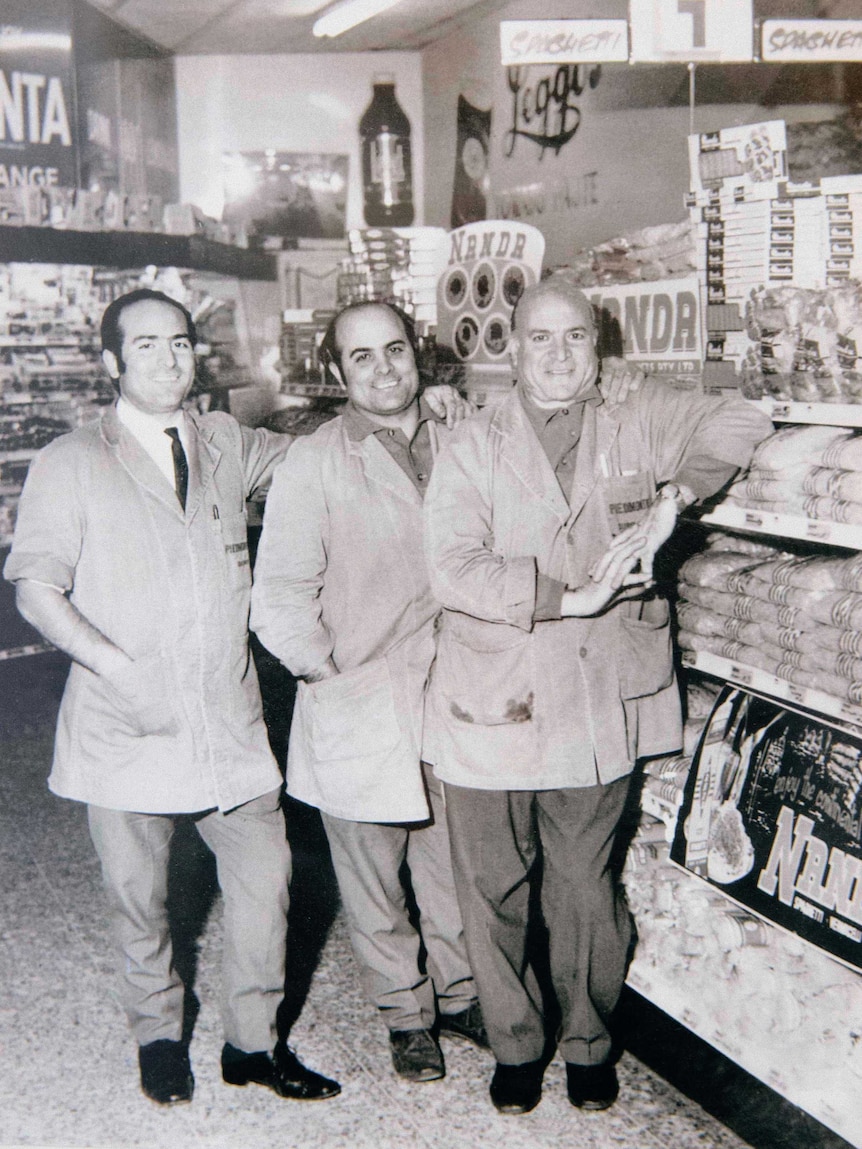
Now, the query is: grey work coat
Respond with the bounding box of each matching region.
[251,415,448,824]
[423,384,772,791]
[4,405,289,813]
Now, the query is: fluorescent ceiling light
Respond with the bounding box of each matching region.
[313,0,403,38]
[0,31,72,52]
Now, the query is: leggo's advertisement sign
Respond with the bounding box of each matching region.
[588,277,702,384]
[671,686,862,972]
[0,1,76,189]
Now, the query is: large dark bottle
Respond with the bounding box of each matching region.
[360,73,414,227]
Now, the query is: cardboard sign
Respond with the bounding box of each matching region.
[500,20,629,67]
[671,685,862,972]
[437,221,544,369]
[762,20,862,63]
[587,277,702,384]
[629,0,753,63]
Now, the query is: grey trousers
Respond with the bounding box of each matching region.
[321,763,476,1032]
[443,777,632,1067]
[88,788,290,1052]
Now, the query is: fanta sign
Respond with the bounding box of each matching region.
[0,10,76,187]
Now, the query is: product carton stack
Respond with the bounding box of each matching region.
[687,120,862,392]
[338,227,447,326]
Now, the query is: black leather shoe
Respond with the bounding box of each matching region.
[566,1061,619,1110]
[489,1059,543,1114]
[438,1001,490,1050]
[139,1039,194,1105]
[389,1029,445,1081]
[221,1041,340,1100]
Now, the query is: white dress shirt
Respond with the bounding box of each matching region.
[117,398,190,495]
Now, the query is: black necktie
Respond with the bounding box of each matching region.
[165,426,188,511]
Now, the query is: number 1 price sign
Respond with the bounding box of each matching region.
[629,0,754,63]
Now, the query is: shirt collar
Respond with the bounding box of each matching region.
[117,396,188,438]
[343,393,442,442]
[518,383,602,433]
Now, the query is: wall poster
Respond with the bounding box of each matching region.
[0,0,76,192]
[222,151,348,245]
[671,685,862,972]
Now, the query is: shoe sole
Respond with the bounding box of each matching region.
[393,1067,445,1082]
[142,1086,193,1106]
[223,1075,341,1100]
[437,1028,490,1050]
[569,1096,617,1111]
[490,1096,541,1115]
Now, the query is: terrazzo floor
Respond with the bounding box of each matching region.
[0,654,851,1149]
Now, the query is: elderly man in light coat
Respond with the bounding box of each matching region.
[423,279,773,1116]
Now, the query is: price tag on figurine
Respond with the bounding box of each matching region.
[629,0,754,63]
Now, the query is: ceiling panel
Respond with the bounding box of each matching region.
[89,0,506,54]
[78,0,862,57]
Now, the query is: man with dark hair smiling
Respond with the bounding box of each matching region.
[252,301,486,1084]
[4,288,340,1107]
[423,278,772,1117]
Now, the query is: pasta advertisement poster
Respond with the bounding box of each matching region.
[671,685,862,972]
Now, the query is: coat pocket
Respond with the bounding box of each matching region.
[81,653,180,743]
[216,510,251,590]
[437,614,534,726]
[618,598,674,700]
[309,659,401,762]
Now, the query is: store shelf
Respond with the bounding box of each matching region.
[749,398,862,426]
[0,642,53,661]
[699,503,862,549]
[681,649,862,731]
[625,855,862,1149]
[0,340,98,349]
[0,391,104,405]
[0,448,37,464]
[0,226,276,280]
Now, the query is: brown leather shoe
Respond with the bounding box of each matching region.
[221,1041,340,1100]
[389,1028,445,1081]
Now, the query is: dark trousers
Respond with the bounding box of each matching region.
[443,777,632,1067]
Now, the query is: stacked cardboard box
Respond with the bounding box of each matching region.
[338,228,447,325]
[687,120,862,391]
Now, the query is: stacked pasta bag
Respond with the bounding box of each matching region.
[741,282,862,402]
[677,534,862,706]
[724,424,862,524]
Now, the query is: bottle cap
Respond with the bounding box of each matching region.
[373,72,395,85]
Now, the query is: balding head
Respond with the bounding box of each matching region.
[511,279,597,336]
[508,279,600,407]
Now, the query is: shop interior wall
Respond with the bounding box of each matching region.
[422,0,843,264]
[174,52,423,415]
[174,52,424,230]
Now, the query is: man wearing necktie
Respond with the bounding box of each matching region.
[3,289,341,1107]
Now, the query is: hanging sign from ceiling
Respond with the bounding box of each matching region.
[761,20,862,64]
[629,0,753,63]
[499,20,629,67]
